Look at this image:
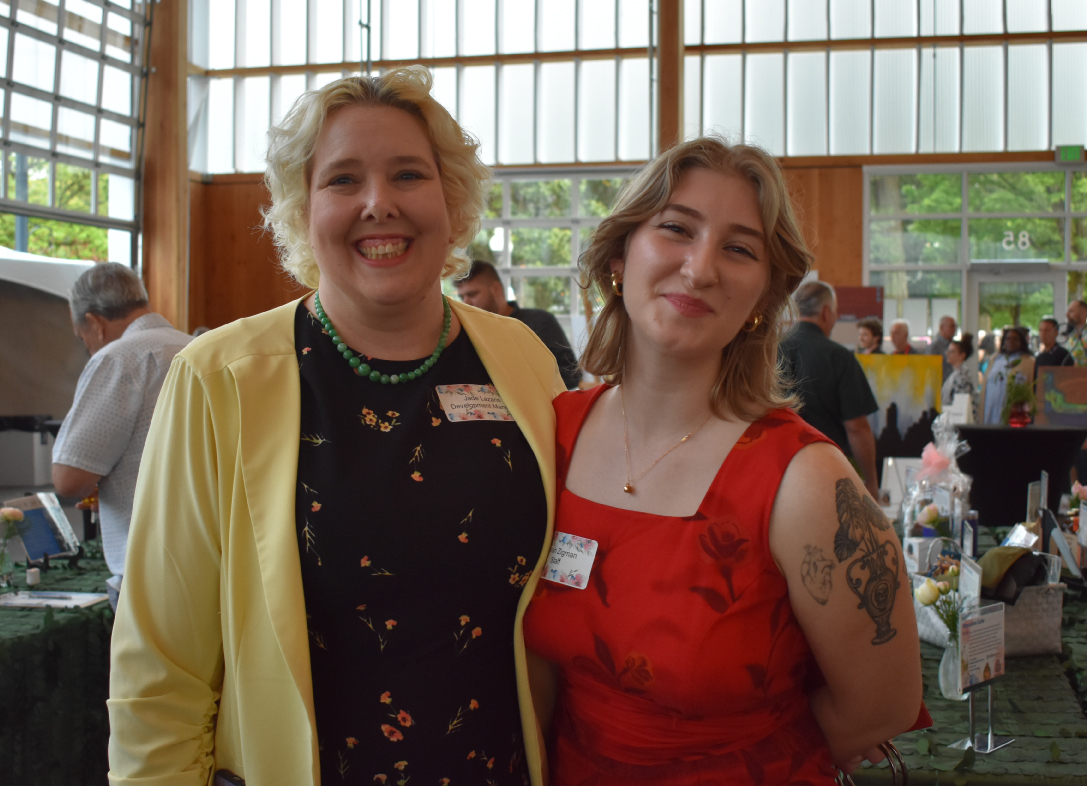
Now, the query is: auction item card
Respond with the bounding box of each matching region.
[959,603,1005,693]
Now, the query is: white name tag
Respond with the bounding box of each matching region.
[435,384,515,422]
[542,532,598,589]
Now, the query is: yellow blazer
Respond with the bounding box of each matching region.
[107,298,564,785]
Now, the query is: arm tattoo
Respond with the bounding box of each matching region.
[801,545,834,605]
[831,478,900,645]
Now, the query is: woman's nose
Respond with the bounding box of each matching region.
[682,242,719,288]
[359,179,399,221]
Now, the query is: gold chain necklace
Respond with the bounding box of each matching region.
[620,386,714,494]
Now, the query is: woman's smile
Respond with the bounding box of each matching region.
[663,292,714,317]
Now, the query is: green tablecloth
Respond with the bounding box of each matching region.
[853,594,1087,785]
[0,558,113,786]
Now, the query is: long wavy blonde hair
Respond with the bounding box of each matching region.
[579,137,812,421]
[262,66,490,288]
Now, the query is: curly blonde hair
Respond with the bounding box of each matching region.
[262,66,490,288]
[579,137,812,421]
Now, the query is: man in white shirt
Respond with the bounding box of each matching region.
[52,263,192,609]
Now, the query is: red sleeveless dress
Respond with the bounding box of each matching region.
[523,386,841,784]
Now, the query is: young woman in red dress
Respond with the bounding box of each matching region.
[523,138,923,784]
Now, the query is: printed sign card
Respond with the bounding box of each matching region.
[959,603,1005,693]
[542,532,598,589]
[435,384,515,422]
[959,554,982,611]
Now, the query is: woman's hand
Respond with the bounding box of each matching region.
[838,744,887,774]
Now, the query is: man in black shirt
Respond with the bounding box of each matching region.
[1035,315,1072,376]
[779,281,880,497]
[456,261,581,389]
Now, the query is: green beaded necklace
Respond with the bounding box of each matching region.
[314,291,452,385]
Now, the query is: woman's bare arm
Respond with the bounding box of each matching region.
[769,442,923,766]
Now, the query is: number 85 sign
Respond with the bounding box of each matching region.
[1002,230,1031,250]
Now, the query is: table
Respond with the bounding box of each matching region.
[956,425,1087,530]
[853,593,1087,785]
[0,557,113,786]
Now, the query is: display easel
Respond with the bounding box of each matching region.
[949,684,1014,753]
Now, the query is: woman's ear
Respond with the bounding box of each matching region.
[609,259,625,276]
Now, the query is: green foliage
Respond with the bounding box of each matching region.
[978,281,1053,331]
[0,160,109,261]
[511,179,571,218]
[1001,374,1037,425]
[579,178,624,217]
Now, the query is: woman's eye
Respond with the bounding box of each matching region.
[329,175,353,186]
[727,244,756,258]
[396,170,423,181]
[659,222,686,235]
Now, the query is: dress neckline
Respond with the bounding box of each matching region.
[561,384,763,520]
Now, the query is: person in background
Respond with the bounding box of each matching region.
[981,326,1034,424]
[856,317,884,354]
[524,138,923,784]
[1061,300,1087,366]
[941,333,977,421]
[51,262,193,610]
[456,261,581,389]
[889,319,915,354]
[1035,316,1071,375]
[780,281,880,498]
[108,67,562,785]
[928,315,956,379]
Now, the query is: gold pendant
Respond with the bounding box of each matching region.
[623,483,634,494]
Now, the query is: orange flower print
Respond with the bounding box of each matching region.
[302,347,311,354]
[386,411,399,418]
[346,737,358,749]
[487,757,494,769]
[380,691,392,704]
[397,709,413,727]
[379,422,393,432]
[361,556,371,567]
[457,532,468,543]
[471,627,482,638]
[469,699,479,710]
[385,619,397,630]
[411,471,423,482]
[362,408,374,416]
[373,776,387,784]
[467,751,476,760]
[440,780,450,785]
[381,724,404,741]
[364,413,378,426]
[393,761,407,770]
[459,614,470,626]
[311,501,322,512]
[491,438,502,446]
[517,556,526,565]
[431,417,441,427]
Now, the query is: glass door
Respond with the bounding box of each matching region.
[966,268,1067,348]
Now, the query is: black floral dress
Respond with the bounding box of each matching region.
[294,303,547,784]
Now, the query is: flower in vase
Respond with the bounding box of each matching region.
[918,503,940,525]
[914,578,941,605]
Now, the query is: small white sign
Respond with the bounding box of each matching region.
[960,603,1005,693]
[947,392,972,425]
[959,554,982,611]
[542,532,598,589]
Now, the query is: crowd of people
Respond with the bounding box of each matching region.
[69,65,1087,784]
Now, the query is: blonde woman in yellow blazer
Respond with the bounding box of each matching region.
[108,68,562,785]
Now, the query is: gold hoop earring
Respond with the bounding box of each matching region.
[611,271,624,297]
[742,314,762,332]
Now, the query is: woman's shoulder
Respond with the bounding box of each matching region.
[735,407,838,461]
[179,299,303,377]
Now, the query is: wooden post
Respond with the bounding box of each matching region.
[142,0,189,332]
[657,0,684,153]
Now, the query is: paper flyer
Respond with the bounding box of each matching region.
[959,603,1005,693]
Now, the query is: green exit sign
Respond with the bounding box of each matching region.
[1056,145,1084,164]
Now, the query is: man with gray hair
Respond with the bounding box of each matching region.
[52,262,192,609]
[779,280,880,498]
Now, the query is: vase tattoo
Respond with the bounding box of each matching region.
[833,479,900,645]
